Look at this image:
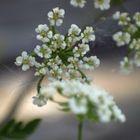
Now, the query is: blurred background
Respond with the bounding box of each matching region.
[0,0,140,140]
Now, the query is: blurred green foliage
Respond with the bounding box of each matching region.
[111,0,124,5]
[133,28,140,39]
[0,119,41,140]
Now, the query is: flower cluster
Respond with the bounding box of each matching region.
[94,0,110,10]
[133,12,140,27]
[33,80,126,123]
[70,0,86,8]
[48,7,65,26]
[113,31,131,47]
[70,0,111,10]
[120,57,133,75]
[113,11,140,74]
[113,11,131,26]
[16,7,126,126]
[15,51,36,71]
[15,7,99,82]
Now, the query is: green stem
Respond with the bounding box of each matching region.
[78,69,89,84]
[78,120,83,140]
[126,47,132,57]
[37,75,45,94]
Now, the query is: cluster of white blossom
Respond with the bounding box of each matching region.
[15,51,36,71]
[48,7,65,26]
[70,0,86,8]
[113,11,140,74]
[94,0,110,10]
[33,80,126,123]
[33,85,56,107]
[134,51,140,67]
[15,7,99,82]
[113,11,130,26]
[120,57,133,75]
[16,7,126,125]
[133,12,140,27]
[70,0,111,10]
[113,31,131,47]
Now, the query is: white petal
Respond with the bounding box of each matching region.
[22,64,30,71]
[15,56,23,65]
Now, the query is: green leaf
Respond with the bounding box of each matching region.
[0,119,41,139]
[22,119,41,136]
[0,119,18,136]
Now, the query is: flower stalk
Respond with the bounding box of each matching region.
[37,75,45,94]
[78,120,83,140]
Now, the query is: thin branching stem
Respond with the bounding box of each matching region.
[37,75,45,94]
[78,69,89,84]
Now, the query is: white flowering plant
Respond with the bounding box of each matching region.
[16,7,99,83]
[70,0,123,10]
[34,80,125,123]
[15,6,126,140]
[113,11,140,74]
[70,0,111,10]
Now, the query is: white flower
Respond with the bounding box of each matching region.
[34,44,52,58]
[32,85,57,107]
[66,69,81,80]
[35,24,53,43]
[87,85,102,104]
[73,43,90,57]
[70,0,86,8]
[113,31,131,47]
[134,51,140,67]
[129,39,140,50]
[35,67,47,76]
[97,105,112,123]
[67,24,81,45]
[16,7,98,81]
[82,56,100,70]
[94,0,110,10]
[32,95,47,107]
[81,26,95,43]
[46,56,63,80]
[112,106,126,122]
[127,24,138,34]
[113,11,140,73]
[68,24,81,36]
[70,0,111,10]
[34,63,48,76]
[113,11,130,26]
[48,80,126,122]
[69,98,87,115]
[35,24,49,33]
[113,11,120,20]
[48,7,65,26]
[47,56,62,68]
[133,12,140,27]
[51,34,66,49]
[40,85,56,99]
[120,57,133,75]
[50,68,63,80]
[15,51,36,71]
